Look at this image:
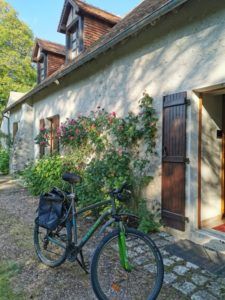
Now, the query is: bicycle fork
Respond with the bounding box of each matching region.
[118,222,132,272]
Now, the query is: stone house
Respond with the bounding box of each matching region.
[2,0,225,242]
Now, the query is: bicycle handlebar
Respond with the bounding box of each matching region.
[109,182,131,202]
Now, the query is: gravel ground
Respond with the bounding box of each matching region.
[0,176,219,300]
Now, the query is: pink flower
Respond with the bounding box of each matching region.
[69,119,76,125]
[69,136,75,140]
[118,148,123,156]
[111,112,116,117]
[40,127,45,132]
[75,129,80,135]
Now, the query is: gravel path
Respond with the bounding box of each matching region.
[0,176,224,299]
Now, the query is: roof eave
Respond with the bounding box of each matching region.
[4,0,189,113]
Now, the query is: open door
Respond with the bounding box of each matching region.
[162,92,188,231]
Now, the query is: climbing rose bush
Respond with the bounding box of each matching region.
[28,93,160,232]
[34,128,50,147]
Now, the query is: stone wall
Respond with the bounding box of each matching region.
[10,104,34,173]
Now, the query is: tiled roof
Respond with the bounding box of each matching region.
[78,0,171,58]
[5,0,188,112]
[74,0,121,24]
[36,39,66,56]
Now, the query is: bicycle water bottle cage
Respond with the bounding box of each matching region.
[62,173,82,185]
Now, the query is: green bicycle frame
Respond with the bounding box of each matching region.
[118,221,132,271]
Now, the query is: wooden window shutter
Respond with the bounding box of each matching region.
[162,92,188,231]
[13,122,18,140]
[51,115,60,154]
[39,119,45,158]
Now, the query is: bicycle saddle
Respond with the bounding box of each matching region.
[62,173,82,184]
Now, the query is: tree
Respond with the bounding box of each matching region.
[0,0,36,113]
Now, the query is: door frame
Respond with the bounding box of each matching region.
[198,93,225,229]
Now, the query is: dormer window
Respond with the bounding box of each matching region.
[32,39,65,83]
[58,1,121,63]
[67,19,82,60]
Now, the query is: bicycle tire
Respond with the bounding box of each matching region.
[91,228,164,300]
[34,221,71,267]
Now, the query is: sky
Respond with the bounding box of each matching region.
[7,0,142,45]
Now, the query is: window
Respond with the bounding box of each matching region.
[48,115,60,155]
[39,116,60,158]
[66,17,83,61]
[70,24,79,59]
[38,53,47,83]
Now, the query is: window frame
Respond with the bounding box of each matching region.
[37,53,47,83]
[66,15,83,61]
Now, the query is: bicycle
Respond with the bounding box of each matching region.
[34,173,164,300]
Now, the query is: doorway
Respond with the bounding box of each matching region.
[200,93,225,232]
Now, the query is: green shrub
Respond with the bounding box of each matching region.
[0,148,10,175]
[22,156,66,195]
[138,199,161,233]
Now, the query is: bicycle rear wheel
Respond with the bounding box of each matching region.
[91,228,164,300]
[34,221,71,267]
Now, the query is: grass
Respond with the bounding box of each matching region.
[0,260,24,300]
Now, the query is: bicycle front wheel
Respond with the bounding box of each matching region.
[91,228,164,300]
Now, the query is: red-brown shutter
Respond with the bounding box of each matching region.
[52,115,60,154]
[162,92,188,231]
[39,119,45,158]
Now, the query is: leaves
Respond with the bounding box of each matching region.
[0,0,36,113]
[0,147,9,174]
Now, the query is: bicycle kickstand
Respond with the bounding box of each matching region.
[76,250,89,274]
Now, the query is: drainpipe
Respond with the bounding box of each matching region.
[1,113,11,150]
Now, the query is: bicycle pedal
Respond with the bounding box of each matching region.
[67,253,77,262]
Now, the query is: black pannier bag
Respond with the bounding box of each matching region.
[36,188,65,231]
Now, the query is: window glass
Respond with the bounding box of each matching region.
[67,21,80,60]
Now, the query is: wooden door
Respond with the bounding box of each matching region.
[162,92,188,231]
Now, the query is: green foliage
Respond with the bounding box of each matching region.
[0,147,9,174]
[76,148,132,206]
[138,199,161,233]
[22,156,65,195]
[0,260,23,299]
[0,0,36,113]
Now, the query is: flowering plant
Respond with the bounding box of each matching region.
[34,128,50,146]
[57,118,87,147]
